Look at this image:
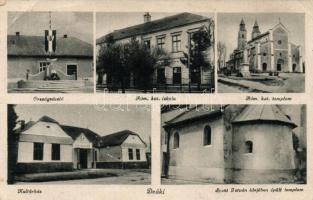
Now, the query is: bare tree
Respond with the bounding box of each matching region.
[217,41,227,72]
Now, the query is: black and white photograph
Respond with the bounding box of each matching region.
[7,12,94,93]
[217,13,305,93]
[96,12,215,93]
[7,104,151,184]
[161,104,306,184]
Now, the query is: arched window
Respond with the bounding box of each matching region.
[244,141,253,153]
[173,132,180,149]
[203,125,212,145]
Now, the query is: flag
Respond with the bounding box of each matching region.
[45,29,56,53]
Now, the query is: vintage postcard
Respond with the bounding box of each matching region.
[0,0,312,200]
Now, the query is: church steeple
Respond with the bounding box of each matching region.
[238,18,247,50]
[252,20,261,39]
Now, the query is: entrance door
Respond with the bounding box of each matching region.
[277,59,284,71]
[67,64,78,80]
[262,63,267,72]
[79,149,88,169]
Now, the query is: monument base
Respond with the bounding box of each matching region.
[239,63,250,77]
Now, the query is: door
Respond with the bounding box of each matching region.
[173,67,181,84]
[79,149,88,169]
[262,63,267,71]
[67,64,78,80]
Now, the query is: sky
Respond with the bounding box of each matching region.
[96,12,214,39]
[8,11,93,44]
[14,104,151,143]
[217,13,305,59]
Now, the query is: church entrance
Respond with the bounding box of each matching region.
[262,63,267,72]
[277,59,284,71]
[292,64,297,72]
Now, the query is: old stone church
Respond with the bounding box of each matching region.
[163,104,306,183]
[226,19,303,73]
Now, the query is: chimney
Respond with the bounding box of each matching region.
[63,34,68,38]
[16,32,20,36]
[144,12,151,23]
[20,120,25,130]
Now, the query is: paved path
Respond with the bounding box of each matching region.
[218,73,304,93]
[16,169,151,185]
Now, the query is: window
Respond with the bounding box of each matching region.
[157,68,166,84]
[136,149,141,160]
[94,150,98,161]
[173,132,180,149]
[157,37,165,49]
[39,62,50,72]
[263,53,267,56]
[51,144,60,160]
[173,67,181,84]
[172,34,181,52]
[244,141,253,153]
[128,148,134,160]
[33,143,44,160]
[203,126,212,146]
[67,64,77,76]
[278,40,282,45]
[144,40,151,49]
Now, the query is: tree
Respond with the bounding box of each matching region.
[126,38,168,92]
[97,37,169,92]
[97,40,128,93]
[7,105,18,184]
[217,41,227,72]
[189,22,214,90]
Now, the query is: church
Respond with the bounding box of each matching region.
[226,19,303,73]
[163,104,306,183]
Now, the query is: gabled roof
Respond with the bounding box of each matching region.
[96,12,210,44]
[60,125,101,145]
[164,105,224,128]
[98,130,146,148]
[232,105,297,128]
[8,35,93,57]
[38,115,59,124]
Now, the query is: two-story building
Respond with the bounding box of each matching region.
[96,12,215,92]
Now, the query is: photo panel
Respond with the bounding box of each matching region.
[96,12,215,93]
[7,104,151,184]
[7,11,94,93]
[161,104,306,184]
[217,13,305,93]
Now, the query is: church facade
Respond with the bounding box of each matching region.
[226,19,303,73]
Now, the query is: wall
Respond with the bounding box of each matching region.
[168,117,226,182]
[231,122,295,183]
[17,141,72,163]
[8,57,93,80]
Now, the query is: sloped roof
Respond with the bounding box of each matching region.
[98,130,146,147]
[164,105,224,127]
[38,115,59,124]
[8,35,93,57]
[14,121,36,133]
[96,12,209,44]
[60,125,101,144]
[232,105,297,127]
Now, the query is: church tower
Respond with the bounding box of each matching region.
[251,20,261,39]
[237,18,247,50]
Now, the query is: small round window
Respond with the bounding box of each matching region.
[278,40,282,45]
